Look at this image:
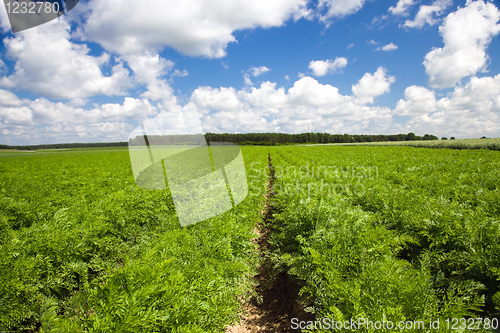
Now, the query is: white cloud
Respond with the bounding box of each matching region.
[403,0,452,28]
[191,76,394,135]
[439,74,500,115]
[389,0,415,16]
[0,91,160,144]
[393,74,500,138]
[29,97,158,124]
[371,14,389,27]
[243,74,253,86]
[0,2,11,32]
[376,43,399,51]
[172,69,189,78]
[243,66,271,86]
[78,0,310,57]
[352,67,396,104]
[242,81,288,110]
[1,72,499,143]
[249,66,271,77]
[317,0,367,21]
[0,89,25,107]
[2,20,132,99]
[124,52,173,84]
[309,57,348,76]
[41,122,133,143]
[393,85,437,115]
[123,52,180,101]
[0,106,33,125]
[192,86,241,112]
[0,59,7,75]
[423,0,500,88]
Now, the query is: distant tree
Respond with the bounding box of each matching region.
[442,137,448,140]
[406,132,416,141]
[450,137,456,140]
[481,136,487,139]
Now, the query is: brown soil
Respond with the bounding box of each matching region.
[226,155,313,333]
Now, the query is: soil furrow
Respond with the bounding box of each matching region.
[226,154,298,333]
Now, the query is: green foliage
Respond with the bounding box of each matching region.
[0,147,268,331]
[265,145,499,331]
[323,137,500,150]
[2,144,499,331]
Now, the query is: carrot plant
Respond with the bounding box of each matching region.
[0,147,268,332]
[266,145,499,332]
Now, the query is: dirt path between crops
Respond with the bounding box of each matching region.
[226,154,312,333]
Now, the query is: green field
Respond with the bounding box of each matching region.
[310,137,500,150]
[0,145,499,332]
[266,145,500,331]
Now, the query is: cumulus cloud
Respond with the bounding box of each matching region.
[124,53,173,84]
[249,66,271,77]
[317,0,367,22]
[172,69,189,78]
[1,20,132,99]
[123,52,178,101]
[192,87,242,112]
[376,43,398,51]
[1,71,499,144]
[393,74,500,138]
[243,66,271,86]
[403,0,452,28]
[352,67,396,104]
[423,0,500,88]
[393,86,437,115]
[29,97,158,124]
[0,91,160,144]
[440,74,500,116]
[309,57,348,76]
[0,89,25,107]
[0,84,32,128]
[78,0,310,57]
[389,0,415,16]
[0,121,134,145]
[190,75,394,135]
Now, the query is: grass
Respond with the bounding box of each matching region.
[306,138,500,150]
[0,149,35,154]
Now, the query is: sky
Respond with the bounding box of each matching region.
[0,0,499,145]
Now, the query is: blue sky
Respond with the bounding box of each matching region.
[0,0,499,144]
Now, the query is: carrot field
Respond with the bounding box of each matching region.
[0,145,499,332]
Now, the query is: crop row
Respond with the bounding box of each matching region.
[264,145,500,332]
[0,147,268,332]
[314,138,500,150]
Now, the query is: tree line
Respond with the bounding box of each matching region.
[2,132,441,150]
[204,132,440,145]
[1,142,128,150]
